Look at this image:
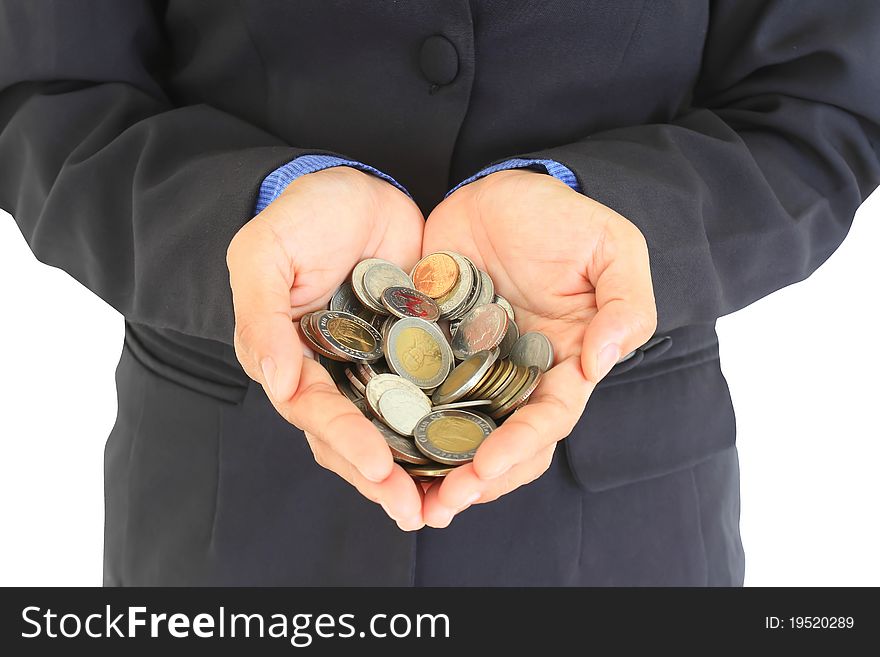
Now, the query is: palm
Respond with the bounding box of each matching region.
[424,174,600,369]
[265,169,424,320]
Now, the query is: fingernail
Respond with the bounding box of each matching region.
[260,357,277,398]
[432,509,454,528]
[596,343,621,380]
[380,502,398,520]
[459,492,481,510]
[397,516,424,532]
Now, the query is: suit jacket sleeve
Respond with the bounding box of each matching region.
[522,0,880,335]
[0,1,328,344]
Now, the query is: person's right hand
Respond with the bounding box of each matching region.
[226,166,426,531]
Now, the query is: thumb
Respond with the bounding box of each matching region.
[227,220,304,402]
[580,224,657,383]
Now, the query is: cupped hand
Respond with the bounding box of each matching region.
[420,169,657,527]
[227,166,426,530]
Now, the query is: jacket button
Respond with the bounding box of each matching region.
[419,35,459,86]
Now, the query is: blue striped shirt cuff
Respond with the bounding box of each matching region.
[255,154,410,214]
[447,158,582,197]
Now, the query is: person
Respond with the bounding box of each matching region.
[1,1,877,586]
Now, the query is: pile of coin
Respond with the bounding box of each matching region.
[299,252,554,480]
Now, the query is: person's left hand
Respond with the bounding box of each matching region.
[420,168,657,527]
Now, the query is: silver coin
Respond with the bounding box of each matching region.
[353,398,372,418]
[493,294,515,322]
[412,409,493,465]
[363,261,412,309]
[314,310,384,362]
[431,399,493,411]
[509,332,555,372]
[371,419,430,465]
[436,252,475,319]
[450,303,509,360]
[351,258,389,313]
[365,374,430,419]
[385,317,453,389]
[496,317,520,359]
[452,257,483,319]
[472,270,495,309]
[449,319,461,336]
[431,349,497,405]
[329,281,372,321]
[377,387,432,436]
[381,286,440,321]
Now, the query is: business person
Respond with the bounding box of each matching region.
[1,1,877,585]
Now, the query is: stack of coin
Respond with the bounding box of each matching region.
[298,254,555,481]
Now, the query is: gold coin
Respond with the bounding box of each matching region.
[488,365,533,411]
[412,253,460,299]
[466,359,508,399]
[427,416,486,453]
[327,316,374,352]
[395,326,442,380]
[474,360,518,400]
[490,366,543,419]
[403,463,455,478]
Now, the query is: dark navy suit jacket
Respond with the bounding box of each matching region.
[1,1,878,584]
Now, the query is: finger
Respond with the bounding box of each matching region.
[273,357,395,483]
[306,433,424,531]
[423,444,556,528]
[471,356,592,481]
[227,218,302,402]
[582,220,657,383]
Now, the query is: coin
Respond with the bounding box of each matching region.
[371,419,430,465]
[350,259,389,313]
[453,257,483,319]
[436,252,475,319]
[431,349,497,405]
[385,318,452,389]
[413,410,493,465]
[403,463,455,478]
[344,367,367,396]
[489,366,543,418]
[450,303,509,360]
[412,253,460,299]
[493,294,515,322]
[363,261,412,309]
[300,313,348,362]
[381,286,440,321]
[487,364,534,413]
[473,270,495,309]
[472,359,518,401]
[314,310,384,362]
[431,399,493,411]
[329,281,372,321]
[496,318,520,360]
[353,398,371,418]
[354,361,385,385]
[365,373,429,418]
[509,332,555,372]
[377,387,432,436]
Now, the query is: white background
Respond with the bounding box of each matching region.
[1,195,878,587]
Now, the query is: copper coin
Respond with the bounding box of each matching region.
[412,253,460,299]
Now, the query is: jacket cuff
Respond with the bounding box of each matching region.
[255,154,411,214]
[446,157,582,197]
